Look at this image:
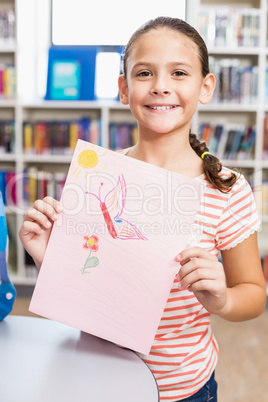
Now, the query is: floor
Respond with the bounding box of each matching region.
[11,296,268,402]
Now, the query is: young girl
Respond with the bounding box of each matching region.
[19,17,266,402]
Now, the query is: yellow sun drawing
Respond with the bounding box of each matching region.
[72,144,107,178]
[78,149,99,169]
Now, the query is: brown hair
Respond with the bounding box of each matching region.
[123,16,238,192]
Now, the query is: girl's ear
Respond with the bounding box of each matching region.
[118,75,129,105]
[199,73,216,105]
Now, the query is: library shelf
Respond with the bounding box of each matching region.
[222,160,257,169]
[0,44,16,53]
[22,155,73,164]
[207,47,261,56]
[20,99,129,111]
[262,161,268,169]
[198,104,260,112]
[9,274,37,286]
[0,99,17,108]
[0,154,16,162]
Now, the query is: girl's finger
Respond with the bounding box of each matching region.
[188,279,221,294]
[180,267,221,289]
[20,220,45,236]
[32,199,61,222]
[25,208,53,229]
[179,257,220,278]
[175,247,218,265]
[42,196,63,213]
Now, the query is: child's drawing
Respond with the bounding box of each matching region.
[81,235,99,274]
[86,174,148,241]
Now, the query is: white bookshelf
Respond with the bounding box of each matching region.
[1,0,268,284]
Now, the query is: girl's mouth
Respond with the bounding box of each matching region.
[145,105,178,110]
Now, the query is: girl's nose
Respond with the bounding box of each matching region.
[151,88,171,96]
[150,75,171,96]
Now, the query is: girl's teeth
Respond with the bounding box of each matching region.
[149,106,174,110]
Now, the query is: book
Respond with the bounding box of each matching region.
[0,10,16,44]
[228,125,244,159]
[0,120,15,154]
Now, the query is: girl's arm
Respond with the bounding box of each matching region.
[19,197,63,270]
[176,232,266,321]
[219,232,266,321]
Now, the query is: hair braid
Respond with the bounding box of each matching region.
[189,131,238,192]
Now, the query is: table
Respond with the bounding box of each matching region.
[0,315,159,402]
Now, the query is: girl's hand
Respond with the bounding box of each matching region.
[175,247,227,315]
[19,197,63,270]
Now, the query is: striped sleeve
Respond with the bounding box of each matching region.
[215,175,260,250]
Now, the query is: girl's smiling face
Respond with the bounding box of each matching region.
[119,28,215,138]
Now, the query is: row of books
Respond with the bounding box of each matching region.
[0,64,16,99]
[198,123,255,160]
[22,119,138,154]
[0,167,67,207]
[109,123,138,150]
[23,118,101,155]
[23,168,66,205]
[209,57,258,104]
[0,119,15,153]
[0,10,15,43]
[198,7,260,48]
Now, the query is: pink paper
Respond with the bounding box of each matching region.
[29,140,204,354]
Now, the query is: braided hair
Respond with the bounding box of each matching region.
[189,132,237,192]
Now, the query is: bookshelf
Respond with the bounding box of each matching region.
[1,0,268,284]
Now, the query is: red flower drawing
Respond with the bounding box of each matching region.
[82,235,99,252]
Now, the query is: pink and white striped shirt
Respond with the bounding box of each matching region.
[136,167,260,401]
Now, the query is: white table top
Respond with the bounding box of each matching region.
[0,315,159,402]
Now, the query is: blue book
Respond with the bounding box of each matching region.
[45,46,98,101]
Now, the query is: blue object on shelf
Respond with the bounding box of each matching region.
[0,191,16,321]
[45,46,98,101]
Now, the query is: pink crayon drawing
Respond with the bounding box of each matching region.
[81,235,100,274]
[86,174,148,241]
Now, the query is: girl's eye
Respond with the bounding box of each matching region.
[173,71,186,77]
[137,71,152,77]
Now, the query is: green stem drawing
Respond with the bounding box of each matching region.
[81,248,99,274]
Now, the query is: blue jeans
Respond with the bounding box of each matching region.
[176,372,217,402]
